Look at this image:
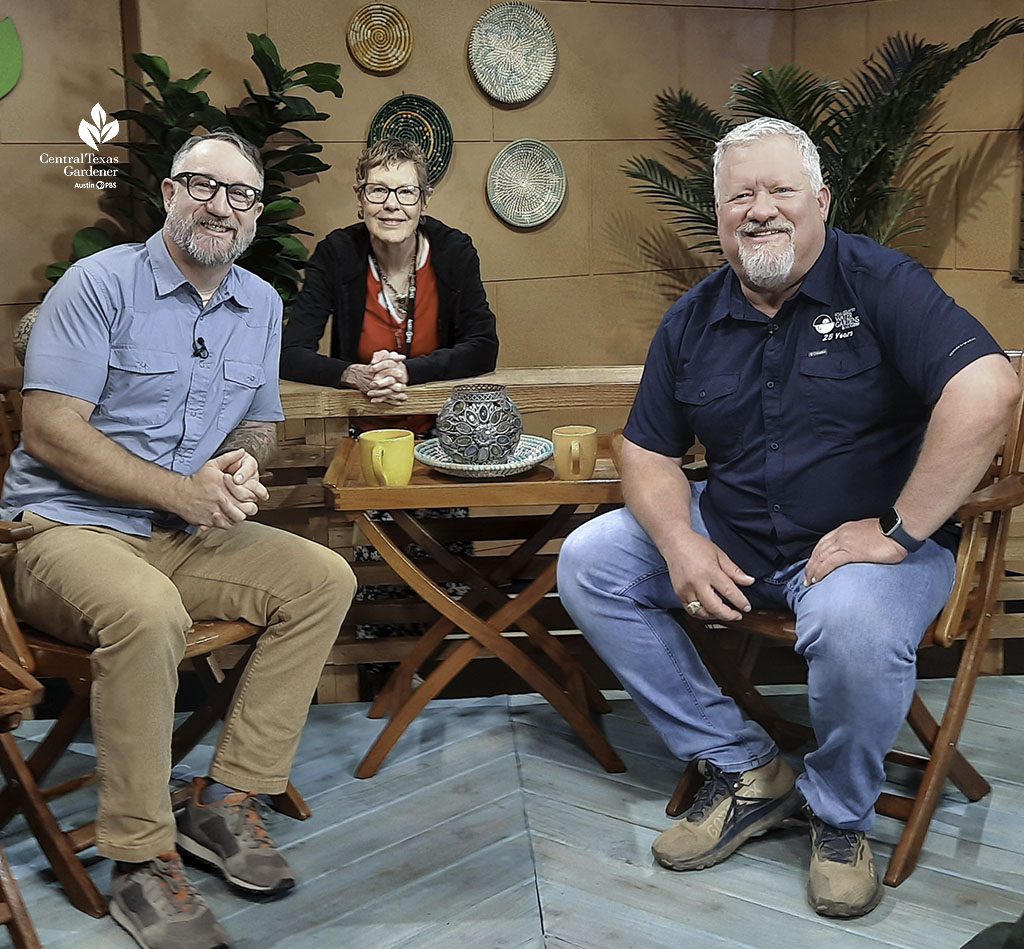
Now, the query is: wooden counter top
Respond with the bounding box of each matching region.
[280,365,642,419]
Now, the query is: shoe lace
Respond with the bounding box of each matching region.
[225,796,276,851]
[813,818,862,865]
[685,762,740,823]
[151,855,203,912]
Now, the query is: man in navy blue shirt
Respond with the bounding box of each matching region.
[558,117,1020,918]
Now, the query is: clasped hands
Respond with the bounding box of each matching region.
[672,518,908,621]
[176,448,269,530]
[343,349,409,405]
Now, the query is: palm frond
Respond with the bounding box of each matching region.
[727,64,843,134]
[622,155,718,245]
[622,17,1024,271]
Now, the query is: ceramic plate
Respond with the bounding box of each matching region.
[416,435,553,478]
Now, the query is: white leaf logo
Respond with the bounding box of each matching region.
[78,102,119,151]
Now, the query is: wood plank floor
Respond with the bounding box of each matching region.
[4,678,1023,948]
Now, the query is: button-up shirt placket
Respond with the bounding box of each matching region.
[174,290,218,471]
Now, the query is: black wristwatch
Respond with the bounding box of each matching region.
[879,507,924,553]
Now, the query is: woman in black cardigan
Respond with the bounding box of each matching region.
[280,138,498,402]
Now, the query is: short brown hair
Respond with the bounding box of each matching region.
[170,129,264,188]
[354,138,432,197]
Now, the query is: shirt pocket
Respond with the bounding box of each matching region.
[217,360,266,433]
[101,347,178,426]
[798,345,888,443]
[674,373,742,462]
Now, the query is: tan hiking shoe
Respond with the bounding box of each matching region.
[652,755,802,871]
[806,810,883,918]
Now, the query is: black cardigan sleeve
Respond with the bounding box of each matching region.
[279,232,355,387]
[404,224,499,384]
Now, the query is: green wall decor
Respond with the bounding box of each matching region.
[0,17,23,99]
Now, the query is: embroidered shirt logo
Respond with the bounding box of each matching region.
[812,314,834,335]
[813,307,860,342]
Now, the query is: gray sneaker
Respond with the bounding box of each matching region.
[110,851,231,949]
[806,810,884,917]
[176,778,295,896]
[652,755,802,871]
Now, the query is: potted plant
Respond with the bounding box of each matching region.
[623,17,1024,276]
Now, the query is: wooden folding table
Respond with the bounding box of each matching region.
[324,435,628,778]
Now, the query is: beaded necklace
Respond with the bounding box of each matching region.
[369,232,418,354]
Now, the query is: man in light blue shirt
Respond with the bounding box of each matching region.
[2,130,355,949]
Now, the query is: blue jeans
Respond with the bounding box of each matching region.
[557,486,955,830]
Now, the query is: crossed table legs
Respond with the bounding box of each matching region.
[349,504,626,778]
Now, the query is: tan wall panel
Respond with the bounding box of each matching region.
[791,0,873,7]
[590,140,721,276]
[954,130,1021,273]
[678,8,794,112]
[269,0,493,144]
[135,0,268,110]
[1,146,126,305]
[289,142,366,254]
[867,0,1024,133]
[792,3,870,76]
[488,273,667,370]
[592,0,789,7]
[901,130,959,271]
[932,269,1024,351]
[0,0,125,145]
[491,2,683,143]
[433,141,592,282]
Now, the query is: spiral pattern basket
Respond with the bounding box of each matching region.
[347,4,413,74]
[486,139,566,228]
[469,2,557,104]
[368,94,453,185]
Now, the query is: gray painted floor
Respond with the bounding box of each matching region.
[4,678,1022,948]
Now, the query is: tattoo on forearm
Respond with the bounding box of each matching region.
[217,421,278,467]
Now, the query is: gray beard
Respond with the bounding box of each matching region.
[737,237,796,291]
[165,206,254,268]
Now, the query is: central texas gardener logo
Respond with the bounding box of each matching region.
[78,103,119,151]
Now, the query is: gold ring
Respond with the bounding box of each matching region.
[685,600,702,615]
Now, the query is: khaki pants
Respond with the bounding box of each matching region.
[11,513,356,862]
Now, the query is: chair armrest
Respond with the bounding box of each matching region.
[323,436,356,492]
[957,473,1024,518]
[0,521,33,543]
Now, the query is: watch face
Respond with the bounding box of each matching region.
[879,508,899,534]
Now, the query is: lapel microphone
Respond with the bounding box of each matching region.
[192,337,209,359]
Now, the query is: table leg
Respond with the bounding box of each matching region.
[392,509,610,716]
[353,515,625,776]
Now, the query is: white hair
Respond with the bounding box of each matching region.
[713,117,824,202]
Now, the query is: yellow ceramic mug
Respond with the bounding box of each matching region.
[552,425,598,481]
[359,429,414,486]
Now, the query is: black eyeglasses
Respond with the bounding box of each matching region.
[361,184,423,206]
[172,172,262,211]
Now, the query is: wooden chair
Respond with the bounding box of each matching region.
[0,650,44,948]
[0,385,311,917]
[660,352,1024,887]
